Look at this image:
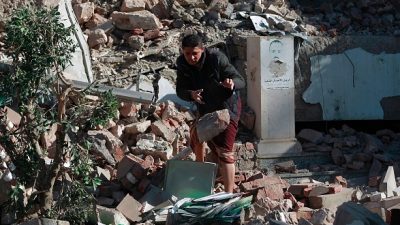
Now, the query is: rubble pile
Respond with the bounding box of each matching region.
[296,125,400,181]
[0,98,258,224]
[294,0,400,36]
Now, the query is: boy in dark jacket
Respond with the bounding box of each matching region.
[176,34,245,193]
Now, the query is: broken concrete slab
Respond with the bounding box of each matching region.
[116,194,142,222]
[97,205,130,225]
[309,187,353,209]
[379,166,397,197]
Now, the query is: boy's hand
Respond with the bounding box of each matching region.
[190,89,205,104]
[220,78,234,90]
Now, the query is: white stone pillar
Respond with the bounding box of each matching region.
[247,36,301,156]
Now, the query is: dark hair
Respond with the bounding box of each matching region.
[181,34,204,48]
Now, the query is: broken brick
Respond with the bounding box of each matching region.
[117,154,145,180]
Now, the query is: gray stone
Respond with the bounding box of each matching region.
[90,138,116,165]
[331,148,345,165]
[88,130,123,154]
[127,35,145,51]
[297,129,323,144]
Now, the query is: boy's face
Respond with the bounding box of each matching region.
[182,46,204,66]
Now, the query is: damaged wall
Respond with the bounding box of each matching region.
[296,36,400,121]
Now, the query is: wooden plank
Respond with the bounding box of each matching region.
[70,80,154,104]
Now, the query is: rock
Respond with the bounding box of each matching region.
[73,2,95,24]
[86,13,108,30]
[147,0,171,19]
[88,130,123,154]
[331,148,345,165]
[196,109,230,143]
[133,138,173,160]
[151,120,175,142]
[111,10,163,31]
[297,129,323,144]
[117,154,146,180]
[119,102,138,118]
[309,188,354,209]
[121,0,146,12]
[90,138,116,165]
[124,121,151,135]
[127,35,145,51]
[274,160,296,173]
[87,29,107,48]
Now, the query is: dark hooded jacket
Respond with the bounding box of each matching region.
[176,48,245,121]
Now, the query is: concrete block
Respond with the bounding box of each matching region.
[304,185,329,197]
[309,188,354,209]
[380,166,397,197]
[382,196,400,209]
[288,183,314,196]
[97,205,130,225]
[297,129,323,144]
[116,194,142,222]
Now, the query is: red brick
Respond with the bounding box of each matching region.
[241,175,288,192]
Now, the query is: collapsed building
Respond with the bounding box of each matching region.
[1,0,400,224]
